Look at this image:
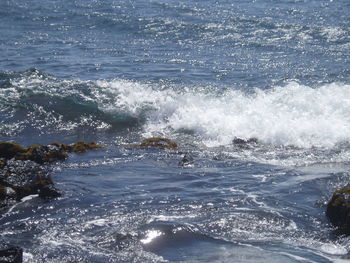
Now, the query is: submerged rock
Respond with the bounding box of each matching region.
[326,186,350,234]
[0,245,23,263]
[133,137,178,150]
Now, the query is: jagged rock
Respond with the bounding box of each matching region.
[0,160,57,201]
[133,137,178,150]
[326,186,350,234]
[0,245,22,263]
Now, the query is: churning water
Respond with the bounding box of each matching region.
[1,0,350,262]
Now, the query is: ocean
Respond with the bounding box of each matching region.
[1,0,350,262]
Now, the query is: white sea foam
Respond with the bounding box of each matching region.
[320,243,347,255]
[23,252,34,261]
[5,74,350,149]
[96,80,350,149]
[95,79,178,117]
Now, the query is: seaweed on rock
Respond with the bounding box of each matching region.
[132,137,178,150]
[0,142,26,159]
[0,141,104,165]
[15,144,68,164]
[0,140,106,261]
[0,159,60,201]
[50,141,104,153]
[0,141,105,203]
[69,141,104,153]
[0,142,67,164]
[326,186,350,235]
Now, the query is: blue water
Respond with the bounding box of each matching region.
[1,0,350,262]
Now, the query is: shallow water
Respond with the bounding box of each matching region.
[1,0,350,262]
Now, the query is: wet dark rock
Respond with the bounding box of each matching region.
[50,141,104,153]
[232,137,258,145]
[0,160,54,201]
[0,142,26,159]
[0,142,67,164]
[0,185,16,200]
[326,186,350,234]
[15,144,68,164]
[49,142,73,152]
[178,153,194,166]
[232,137,259,149]
[133,137,178,150]
[38,185,61,199]
[0,141,104,206]
[0,141,104,165]
[69,141,104,153]
[0,245,23,263]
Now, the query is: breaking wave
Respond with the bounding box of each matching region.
[96,77,350,149]
[1,69,350,149]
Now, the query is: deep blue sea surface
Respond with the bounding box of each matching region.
[1,0,350,262]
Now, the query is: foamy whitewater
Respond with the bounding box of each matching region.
[4,75,350,149]
[1,0,350,262]
[96,80,350,148]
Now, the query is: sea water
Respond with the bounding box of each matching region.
[1,0,350,262]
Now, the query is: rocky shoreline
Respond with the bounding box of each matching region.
[0,141,104,204]
[1,138,349,261]
[0,141,106,263]
[0,138,182,209]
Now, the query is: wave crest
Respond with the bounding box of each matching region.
[141,81,350,148]
[1,69,350,148]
